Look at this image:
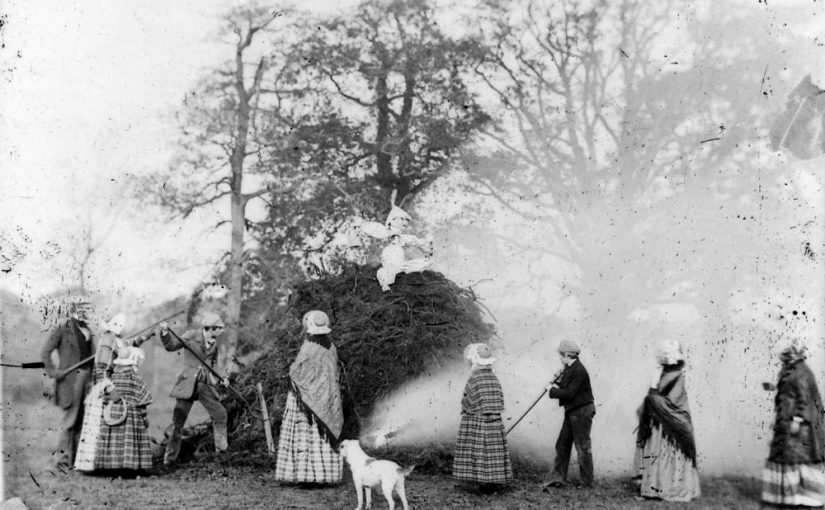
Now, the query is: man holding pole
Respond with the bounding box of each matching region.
[40,300,96,469]
[543,340,595,489]
[157,312,230,467]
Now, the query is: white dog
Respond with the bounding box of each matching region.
[339,439,414,510]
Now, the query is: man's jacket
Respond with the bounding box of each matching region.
[40,318,94,408]
[159,329,218,399]
[548,359,594,412]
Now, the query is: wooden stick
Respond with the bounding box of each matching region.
[0,361,45,369]
[122,309,187,341]
[506,388,548,436]
[56,355,96,379]
[256,382,275,454]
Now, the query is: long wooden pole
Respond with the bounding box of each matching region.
[56,354,96,379]
[506,388,548,436]
[122,309,187,341]
[256,382,275,454]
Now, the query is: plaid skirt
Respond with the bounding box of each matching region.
[762,461,825,507]
[274,391,342,483]
[453,413,513,484]
[74,380,110,472]
[95,367,153,470]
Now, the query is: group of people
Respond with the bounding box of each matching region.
[451,336,825,508]
[41,300,825,507]
[40,301,231,473]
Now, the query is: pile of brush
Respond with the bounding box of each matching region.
[177,264,494,466]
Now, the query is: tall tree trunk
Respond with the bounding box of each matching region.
[225,191,245,374]
[222,37,253,374]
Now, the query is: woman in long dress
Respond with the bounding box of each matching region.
[74,314,125,472]
[762,344,825,507]
[75,313,153,473]
[94,338,153,471]
[633,338,701,501]
[274,310,344,484]
[452,343,512,491]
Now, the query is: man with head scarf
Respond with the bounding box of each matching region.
[40,300,95,469]
[275,310,345,484]
[453,343,512,492]
[633,338,701,501]
[543,339,595,489]
[762,343,825,507]
[157,312,229,466]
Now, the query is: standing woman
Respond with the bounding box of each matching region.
[94,335,153,472]
[453,343,512,491]
[762,344,825,507]
[275,310,344,484]
[633,338,701,501]
[75,313,125,472]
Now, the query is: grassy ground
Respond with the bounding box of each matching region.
[4,464,764,510]
[4,402,765,509]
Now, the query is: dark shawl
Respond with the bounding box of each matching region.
[289,335,343,448]
[768,360,825,464]
[637,361,697,465]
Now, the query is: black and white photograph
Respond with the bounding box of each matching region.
[1,0,824,508]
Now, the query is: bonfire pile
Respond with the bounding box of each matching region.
[179,264,494,465]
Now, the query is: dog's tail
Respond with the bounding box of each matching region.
[398,465,415,477]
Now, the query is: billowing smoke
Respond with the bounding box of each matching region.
[362,158,824,477]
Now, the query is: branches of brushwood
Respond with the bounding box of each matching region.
[180,264,494,465]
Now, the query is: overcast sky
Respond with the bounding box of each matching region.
[0,0,359,306]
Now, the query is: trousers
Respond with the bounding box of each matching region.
[549,402,595,486]
[55,368,90,468]
[164,380,228,464]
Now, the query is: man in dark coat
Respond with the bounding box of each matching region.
[157,312,229,466]
[40,300,95,469]
[543,340,595,489]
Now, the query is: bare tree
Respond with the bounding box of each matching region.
[138,5,305,372]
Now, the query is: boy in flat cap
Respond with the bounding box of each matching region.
[544,340,595,489]
[157,312,229,466]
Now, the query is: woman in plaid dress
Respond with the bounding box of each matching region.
[275,310,344,484]
[94,343,153,471]
[762,343,825,507]
[453,343,512,490]
[75,314,125,472]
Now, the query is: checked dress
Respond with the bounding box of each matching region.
[94,365,153,470]
[274,336,344,484]
[453,366,513,485]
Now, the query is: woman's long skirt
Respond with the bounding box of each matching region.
[633,423,701,501]
[274,391,343,484]
[74,379,110,472]
[762,461,825,507]
[94,367,153,470]
[452,413,513,485]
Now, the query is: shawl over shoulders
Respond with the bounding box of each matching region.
[637,363,697,465]
[289,340,344,444]
[461,367,505,416]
